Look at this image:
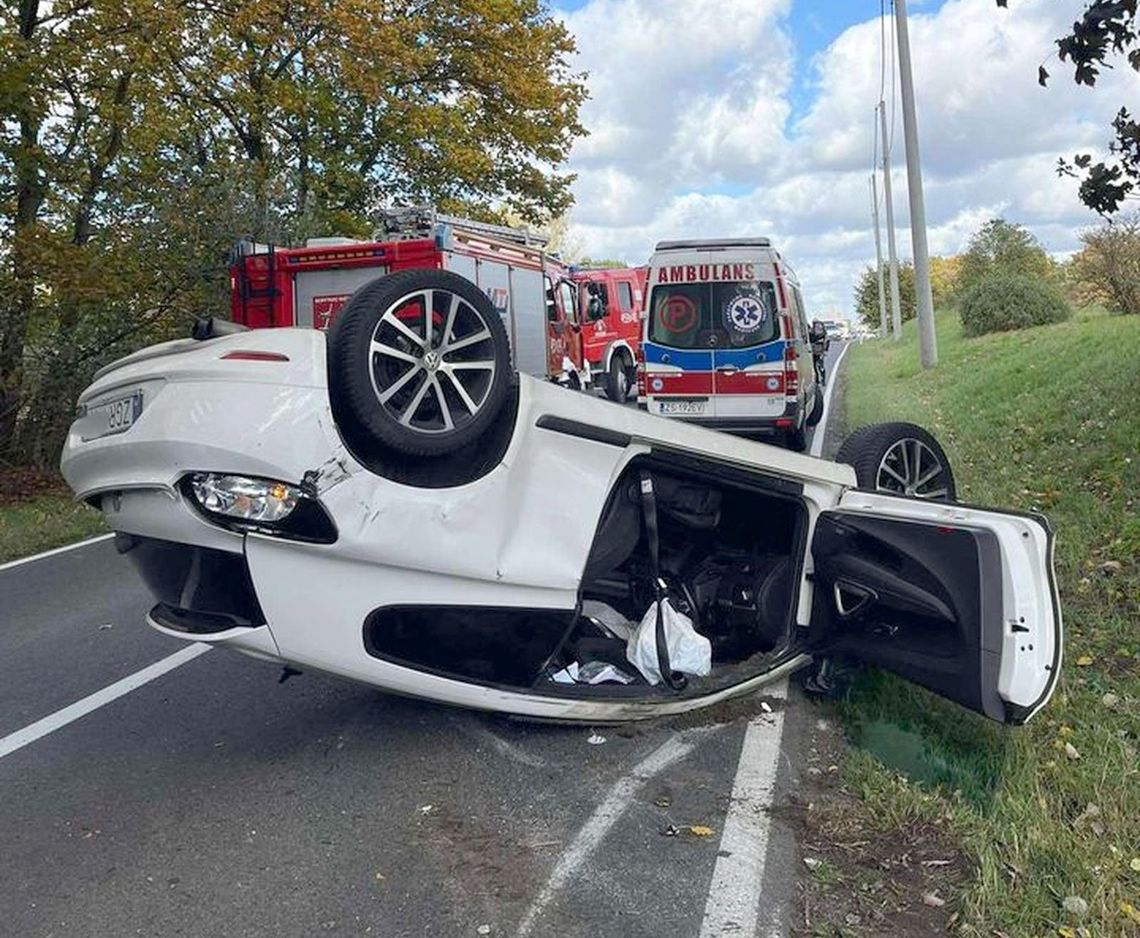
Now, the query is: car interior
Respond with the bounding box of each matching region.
[363,454,809,697]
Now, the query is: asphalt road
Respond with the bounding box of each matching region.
[0,342,850,938]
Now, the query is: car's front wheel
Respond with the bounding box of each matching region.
[836,422,957,501]
[327,269,513,457]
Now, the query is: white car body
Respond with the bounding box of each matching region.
[61,328,1062,724]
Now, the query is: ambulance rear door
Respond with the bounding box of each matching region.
[642,279,714,419]
[709,273,786,420]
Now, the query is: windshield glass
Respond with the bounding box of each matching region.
[647,281,779,349]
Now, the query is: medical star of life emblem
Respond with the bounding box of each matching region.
[725,293,766,333]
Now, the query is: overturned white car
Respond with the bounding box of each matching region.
[61,270,1061,723]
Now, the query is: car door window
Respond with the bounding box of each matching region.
[618,281,633,311]
[545,276,558,322]
[559,281,578,325]
[791,286,809,341]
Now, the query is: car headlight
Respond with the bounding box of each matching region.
[189,473,299,522]
[182,473,337,543]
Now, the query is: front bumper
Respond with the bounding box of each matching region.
[60,330,346,545]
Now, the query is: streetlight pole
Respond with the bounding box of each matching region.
[894,0,937,367]
[878,101,903,341]
[870,174,888,340]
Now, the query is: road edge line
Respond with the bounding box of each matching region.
[0,532,115,574]
[698,679,790,938]
[809,340,853,458]
[0,643,212,760]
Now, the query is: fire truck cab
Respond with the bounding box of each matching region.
[229,208,590,388]
[570,266,647,402]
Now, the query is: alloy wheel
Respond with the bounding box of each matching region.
[367,287,498,435]
[875,437,951,499]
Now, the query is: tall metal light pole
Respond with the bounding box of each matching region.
[878,102,903,341]
[894,0,937,367]
[870,174,888,339]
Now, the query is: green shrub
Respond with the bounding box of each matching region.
[958,274,1071,337]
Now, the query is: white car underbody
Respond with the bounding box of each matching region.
[61,328,1061,724]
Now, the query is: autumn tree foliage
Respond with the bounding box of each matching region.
[1072,211,1140,315]
[854,261,916,330]
[0,0,587,463]
[957,218,1055,295]
[1000,0,1140,215]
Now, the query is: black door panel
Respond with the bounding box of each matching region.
[810,512,1006,722]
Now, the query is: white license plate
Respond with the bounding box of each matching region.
[659,400,708,416]
[81,391,143,441]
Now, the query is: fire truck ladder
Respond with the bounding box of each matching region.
[376,205,549,249]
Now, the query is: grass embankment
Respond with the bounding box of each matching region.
[821,307,1140,936]
[0,468,107,564]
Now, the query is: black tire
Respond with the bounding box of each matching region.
[785,424,807,452]
[327,269,513,457]
[604,352,631,402]
[835,421,957,501]
[805,383,824,427]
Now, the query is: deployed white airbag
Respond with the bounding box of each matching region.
[626,599,711,685]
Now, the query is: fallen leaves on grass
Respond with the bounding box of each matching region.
[1072,803,1105,837]
[1062,895,1089,918]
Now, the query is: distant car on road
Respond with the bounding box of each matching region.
[822,319,848,340]
[61,270,1062,725]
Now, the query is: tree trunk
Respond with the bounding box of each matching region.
[0,0,43,458]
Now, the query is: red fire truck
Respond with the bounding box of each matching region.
[229,207,591,388]
[571,265,647,401]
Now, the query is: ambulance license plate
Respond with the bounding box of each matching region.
[660,400,708,416]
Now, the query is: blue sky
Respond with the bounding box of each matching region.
[550,0,1135,316]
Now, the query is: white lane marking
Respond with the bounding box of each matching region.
[809,341,853,458]
[516,728,713,937]
[0,532,115,574]
[698,679,789,938]
[0,643,211,760]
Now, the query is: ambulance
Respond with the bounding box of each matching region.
[638,238,823,451]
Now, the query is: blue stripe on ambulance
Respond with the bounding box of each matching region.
[642,343,713,369]
[712,339,787,368]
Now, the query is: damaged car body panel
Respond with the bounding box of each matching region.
[61,325,1062,725]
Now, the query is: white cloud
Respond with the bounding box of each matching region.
[557,0,1137,315]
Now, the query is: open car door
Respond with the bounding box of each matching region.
[810,490,1062,725]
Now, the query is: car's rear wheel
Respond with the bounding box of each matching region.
[327,269,513,457]
[836,422,957,501]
